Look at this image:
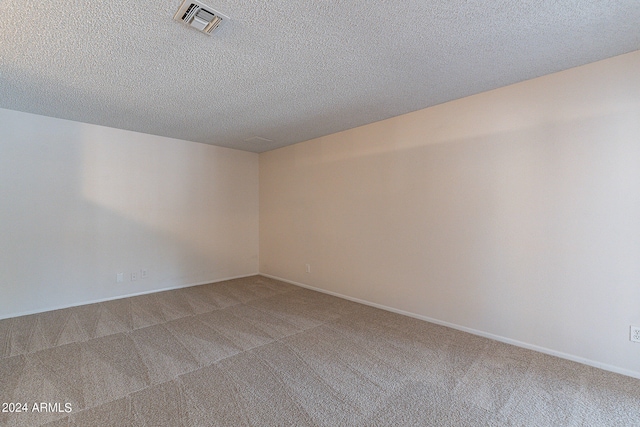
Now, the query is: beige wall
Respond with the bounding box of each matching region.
[260,50,640,377]
[0,108,259,319]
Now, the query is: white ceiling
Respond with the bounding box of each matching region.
[1,1,639,153]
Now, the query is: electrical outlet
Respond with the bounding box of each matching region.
[131,272,138,281]
[116,273,124,283]
[305,264,311,273]
[141,269,148,279]
[631,326,640,343]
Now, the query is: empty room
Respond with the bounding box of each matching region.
[1,1,639,426]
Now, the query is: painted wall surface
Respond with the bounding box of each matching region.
[0,108,259,318]
[260,51,640,376]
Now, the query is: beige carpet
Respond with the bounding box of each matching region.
[0,275,638,426]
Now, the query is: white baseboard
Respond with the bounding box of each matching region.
[260,273,640,380]
[0,272,259,321]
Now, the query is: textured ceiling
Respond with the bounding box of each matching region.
[1,1,639,152]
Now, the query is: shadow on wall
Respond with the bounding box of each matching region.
[0,107,257,319]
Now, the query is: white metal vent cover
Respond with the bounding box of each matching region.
[244,136,274,144]
[173,0,228,34]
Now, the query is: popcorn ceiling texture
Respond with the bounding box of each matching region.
[1,0,639,152]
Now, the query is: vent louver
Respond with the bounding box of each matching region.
[174,0,228,35]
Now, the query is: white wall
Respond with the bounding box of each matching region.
[0,108,259,319]
[260,50,640,377]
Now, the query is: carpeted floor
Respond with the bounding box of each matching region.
[0,275,638,426]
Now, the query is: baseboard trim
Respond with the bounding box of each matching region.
[0,272,259,321]
[260,273,640,380]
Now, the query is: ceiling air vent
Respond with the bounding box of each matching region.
[244,136,274,144]
[174,0,228,35]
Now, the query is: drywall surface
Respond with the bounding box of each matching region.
[0,109,259,318]
[260,51,640,376]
